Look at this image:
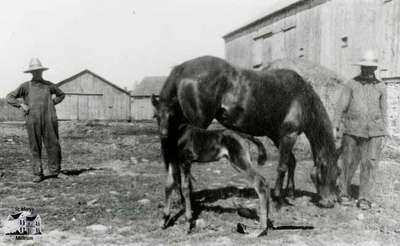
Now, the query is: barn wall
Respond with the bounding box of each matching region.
[57,73,130,121]
[225,0,399,79]
[225,0,328,70]
[385,79,400,136]
[131,97,155,121]
[378,0,400,78]
[0,98,25,121]
[224,33,254,69]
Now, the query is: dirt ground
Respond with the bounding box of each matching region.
[0,121,399,246]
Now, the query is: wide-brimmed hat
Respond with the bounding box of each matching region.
[354,50,379,67]
[24,58,48,73]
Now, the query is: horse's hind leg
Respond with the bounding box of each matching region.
[286,153,296,199]
[274,132,298,207]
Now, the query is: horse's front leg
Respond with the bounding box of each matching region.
[161,163,178,229]
[274,132,298,208]
[180,162,195,233]
[286,153,296,199]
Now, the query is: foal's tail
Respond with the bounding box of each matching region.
[238,133,267,166]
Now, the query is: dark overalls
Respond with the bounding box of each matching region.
[6,80,65,177]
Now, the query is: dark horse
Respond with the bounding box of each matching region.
[153,56,340,223]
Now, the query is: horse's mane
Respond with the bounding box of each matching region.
[306,88,339,187]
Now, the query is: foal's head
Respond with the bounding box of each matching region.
[151,94,179,139]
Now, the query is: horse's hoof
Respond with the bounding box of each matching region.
[160,215,172,229]
[248,228,268,238]
[185,220,195,234]
[287,190,295,200]
[273,189,281,200]
[318,198,335,208]
[275,197,292,210]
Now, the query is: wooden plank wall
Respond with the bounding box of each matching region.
[225,0,400,80]
[225,0,329,69]
[131,97,155,121]
[379,0,400,78]
[0,98,25,121]
[386,80,400,136]
[57,73,130,121]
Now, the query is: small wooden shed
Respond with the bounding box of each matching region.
[56,69,131,121]
[131,76,166,121]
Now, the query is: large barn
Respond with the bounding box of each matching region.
[223,0,400,135]
[56,69,131,121]
[131,76,166,121]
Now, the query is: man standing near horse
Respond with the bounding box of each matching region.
[334,50,388,210]
[6,58,66,183]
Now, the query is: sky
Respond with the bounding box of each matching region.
[0,0,289,97]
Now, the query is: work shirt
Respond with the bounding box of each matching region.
[334,75,388,138]
[6,79,65,109]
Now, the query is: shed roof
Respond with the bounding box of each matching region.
[57,69,130,96]
[26,214,39,221]
[132,76,167,96]
[223,0,305,40]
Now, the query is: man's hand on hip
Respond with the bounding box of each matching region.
[20,103,30,115]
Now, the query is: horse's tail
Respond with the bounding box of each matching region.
[237,133,267,166]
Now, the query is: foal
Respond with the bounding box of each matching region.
[171,124,270,236]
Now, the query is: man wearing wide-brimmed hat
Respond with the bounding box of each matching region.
[6,58,65,183]
[334,50,388,210]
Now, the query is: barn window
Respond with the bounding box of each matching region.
[282,23,296,32]
[341,36,348,48]
[252,38,263,69]
[298,48,305,58]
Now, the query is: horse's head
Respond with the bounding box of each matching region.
[151,94,178,139]
[310,148,342,208]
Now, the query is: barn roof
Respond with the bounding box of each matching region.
[132,76,167,96]
[9,212,22,219]
[57,69,130,96]
[223,0,305,40]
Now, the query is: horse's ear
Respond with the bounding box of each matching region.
[151,94,159,108]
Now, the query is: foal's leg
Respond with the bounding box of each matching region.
[231,152,270,236]
[274,132,298,206]
[180,162,195,233]
[286,153,296,199]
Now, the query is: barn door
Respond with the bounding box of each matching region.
[271,32,285,60]
[262,34,273,65]
[77,95,103,120]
